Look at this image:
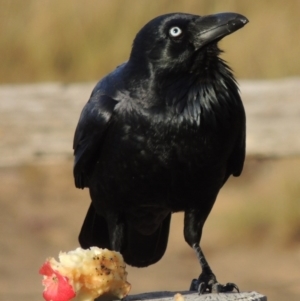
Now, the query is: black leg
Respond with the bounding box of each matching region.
[190,243,239,294]
[184,209,239,294]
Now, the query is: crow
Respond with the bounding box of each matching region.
[73,12,248,294]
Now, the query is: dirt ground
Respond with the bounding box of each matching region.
[0,158,299,301]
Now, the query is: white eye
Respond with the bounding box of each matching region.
[169,26,182,38]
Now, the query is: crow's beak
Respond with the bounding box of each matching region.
[192,12,249,49]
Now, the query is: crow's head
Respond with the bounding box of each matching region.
[130,12,248,74]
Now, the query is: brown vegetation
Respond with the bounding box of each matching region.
[1,0,300,83]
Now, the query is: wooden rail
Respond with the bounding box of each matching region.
[0,78,299,167]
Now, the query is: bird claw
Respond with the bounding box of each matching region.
[189,275,239,294]
[211,282,239,293]
[189,278,200,291]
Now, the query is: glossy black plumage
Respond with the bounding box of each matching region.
[73,12,248,293]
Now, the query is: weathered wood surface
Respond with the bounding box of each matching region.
[125,291,267,301]
[0,78,299,167]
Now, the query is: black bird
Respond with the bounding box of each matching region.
[73,12,248,293]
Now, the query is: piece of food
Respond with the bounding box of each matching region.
[174,293,185,301]
[39,247,131,301]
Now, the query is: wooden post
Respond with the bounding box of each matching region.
[125,291,267,301]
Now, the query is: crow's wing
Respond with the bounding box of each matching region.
[73,91,118,188]
[224,109,246,184]
[231,124,246,177]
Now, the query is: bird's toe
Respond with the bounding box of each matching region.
[189,273,239,294]
[212,282,240,293]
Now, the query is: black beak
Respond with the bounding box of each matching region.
[192,12,249,49]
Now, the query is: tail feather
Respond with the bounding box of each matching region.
[123,212,171,267]
[79,203,110,249]
[79,204,171,267]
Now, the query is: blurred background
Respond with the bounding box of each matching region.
[0,1,300,301]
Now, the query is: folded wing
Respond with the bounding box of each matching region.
[73,92,118,188]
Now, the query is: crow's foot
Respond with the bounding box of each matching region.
[189,272,239,294]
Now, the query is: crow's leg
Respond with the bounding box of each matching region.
[184,209,239,294]
[189,243,239,294]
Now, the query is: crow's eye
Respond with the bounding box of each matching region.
[169,26,183,38]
